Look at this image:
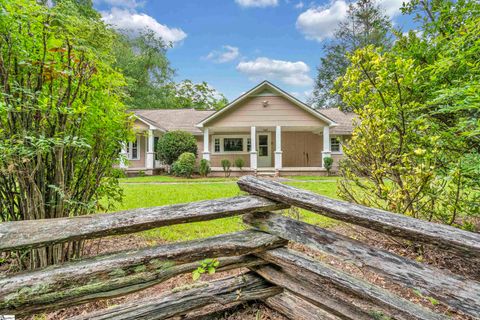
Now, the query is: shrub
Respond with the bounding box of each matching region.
[157,131,197,165]
[221,159,231,177]
[323,157,333,176]
[172,152,196,178]
[0,1,130,268]
[234,158,245,171]
[199,159,211,177]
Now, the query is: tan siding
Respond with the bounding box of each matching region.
[211,154,250,168]
[133,119,149,130]
[282,132,323,167]
[331,154,343,169]
[195,136,204,164]
[207,96,327,127]
[128,135,146,169]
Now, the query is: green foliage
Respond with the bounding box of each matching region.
[163,80,228,110]
[310,0,392,108]
[112,33,228,110]
[192,258,219,281]
[113,30,173,109]
[172,152,196,178]
[0,0,130,268]
[156,131,198,165]
[234,158,245,170]
[199,159,211,177]
[221,159,232,177]
[336,0,480,227]
[323,157,333,175]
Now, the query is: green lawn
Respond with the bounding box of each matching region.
[119,175,238,183]
[113,175,339,242]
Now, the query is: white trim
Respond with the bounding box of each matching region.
[275,125,282,170]
[211,134,251,154]
[196,81,337,128]
[132,114,165,131]
[250,126,257,170]
[127,135,141,161]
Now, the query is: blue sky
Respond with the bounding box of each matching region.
[94,0,416,102]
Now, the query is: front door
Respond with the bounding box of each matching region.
[257,133,271,167]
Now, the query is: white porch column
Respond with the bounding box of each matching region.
[250,126,257,170]
[202,128,210,161]
[146,130,155,170]
[321,126,331,168]
[274,125,282,170]
[119,143,128,169]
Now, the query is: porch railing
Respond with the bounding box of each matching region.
[0,176,479,319]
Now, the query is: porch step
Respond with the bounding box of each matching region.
[256,171,276,177]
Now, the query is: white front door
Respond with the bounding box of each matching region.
[257,133,271,167]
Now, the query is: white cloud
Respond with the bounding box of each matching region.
[94,0,143,9]
[101,8,187,45]
[378,0,404,17]
[236,57,313,87]
[296,1,348,42]
[296,0,402,42]
[235,0,278,8]
[294,1,304,9]
[205,46,240,63]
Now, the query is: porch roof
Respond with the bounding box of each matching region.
[132,109,215,135]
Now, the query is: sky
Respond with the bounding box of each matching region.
[93,0,416,103]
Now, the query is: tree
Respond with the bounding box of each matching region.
[113,30,174,109]
[336,0,480,228]
[0,0,130,268]
[156,131,198,165]
[113,33,228,110]
[163,80,228,110]
[310,0,392,109]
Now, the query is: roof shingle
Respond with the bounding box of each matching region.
[131,107,355,135]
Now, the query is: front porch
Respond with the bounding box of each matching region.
[202,125,333,176]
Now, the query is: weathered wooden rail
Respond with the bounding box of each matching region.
[0,176,479,320]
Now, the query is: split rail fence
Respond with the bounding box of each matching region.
[0,176,479,319]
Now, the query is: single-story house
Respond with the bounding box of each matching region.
[119,81,355,176]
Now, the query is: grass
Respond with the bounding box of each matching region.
[113,175,339,242]
[285,175,339,181]
[119,175,237,183]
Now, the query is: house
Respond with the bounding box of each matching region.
[120,81,355,176]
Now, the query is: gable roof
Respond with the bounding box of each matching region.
[196,81,337,128]
[132,109,215,135]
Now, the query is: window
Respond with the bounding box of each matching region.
[128,136,140,160]
[224,138,243,152]
[258,134,268,156]
[331,137,341,152]
[212,135,249,153]
[247,138,251,152]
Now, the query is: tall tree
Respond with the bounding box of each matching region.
[310,0,392,109]
[113,30,175,109]
[113,32,228,110]
[336,0,480,228]
[0,0,130,268]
